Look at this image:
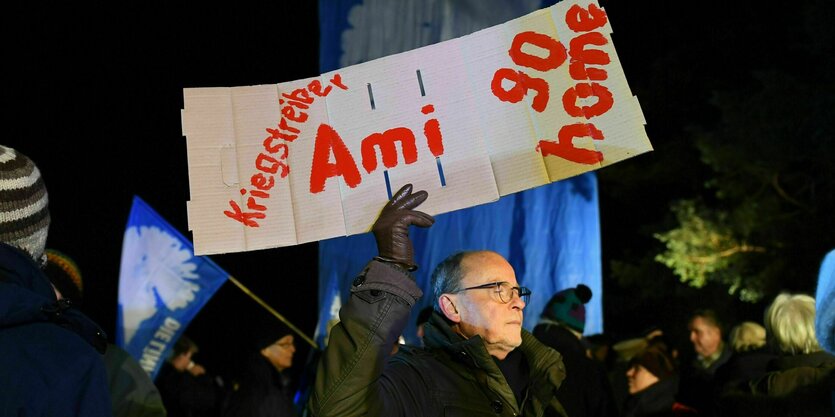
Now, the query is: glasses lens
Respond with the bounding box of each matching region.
[496,282,512,303]
[519,287,531,304]
[496,282,529,304]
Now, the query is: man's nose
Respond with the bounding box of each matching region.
[510,292,525,310]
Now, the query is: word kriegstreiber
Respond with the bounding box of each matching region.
[223,74,348,227]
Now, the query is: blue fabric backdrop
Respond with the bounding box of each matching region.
[815,249,835,354]
[316,0,602,346]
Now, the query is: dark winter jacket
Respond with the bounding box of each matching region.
[0,242,112,416]
[712,347,777,396]
[715,350,835,417]
[104,343,167,417]
[223,354,296,417]
[753,350,835,396]
[157,361,226,417]
[533,321,618,417]
[678,344,732,415]
[310,260,567,417]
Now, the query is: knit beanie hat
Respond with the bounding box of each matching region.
[44,249,84,306]
[252,312,293,351]
[0,145,50,265]
[541,284,592,333]
[630,347,676,380]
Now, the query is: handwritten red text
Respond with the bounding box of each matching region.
[224,74,349,227]
[308,104,445,194]
[491,4,613,165]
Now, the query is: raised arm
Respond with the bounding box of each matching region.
[309,184,434,417]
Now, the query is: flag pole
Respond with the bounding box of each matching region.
[227,275,318,349]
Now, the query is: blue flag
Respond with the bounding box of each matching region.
[117,196,229,379]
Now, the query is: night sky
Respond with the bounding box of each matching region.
[9,3,322,378]
[7,1,829,382]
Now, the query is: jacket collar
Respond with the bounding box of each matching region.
[423,311,494,369]
[771,350,835,370]
[0,243,108,353]
[423,311,565,414]
[0,242,54,299]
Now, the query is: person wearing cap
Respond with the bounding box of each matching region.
[223,321,298,417]
[0,145,112,415]
[534,285,617,417]
[623,346,695,417]
[309,184,568,417]
[43,248,167,417]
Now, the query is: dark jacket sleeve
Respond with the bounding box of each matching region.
[309,261,422,417]
[104,344,167,417]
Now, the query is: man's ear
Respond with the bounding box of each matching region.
[439,295,460,323]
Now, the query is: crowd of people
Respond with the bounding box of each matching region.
[1,145,833,417]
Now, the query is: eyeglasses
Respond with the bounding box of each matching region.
[453,281,530,304]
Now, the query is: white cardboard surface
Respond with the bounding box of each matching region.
[181,0,652,255]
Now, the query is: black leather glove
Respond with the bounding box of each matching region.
[372,184,435,271]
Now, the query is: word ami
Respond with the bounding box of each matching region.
[224,74,348,227]
[309,103,445,194]
[491,4,612,165]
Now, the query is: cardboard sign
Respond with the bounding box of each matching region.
[181,0,651,255]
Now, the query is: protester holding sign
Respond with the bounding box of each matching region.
[309,184,567,417]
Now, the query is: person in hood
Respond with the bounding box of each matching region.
[0,144,112,416]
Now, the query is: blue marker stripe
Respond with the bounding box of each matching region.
[384,170,392,199]
[416,70,426,96]
[367,83,376,110]
[436,157,446,187]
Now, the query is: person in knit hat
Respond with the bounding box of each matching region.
[623,346,694,417]
[223,315,298,417]
[44,248,85,304]
[540,284,593,333]
[533,284,617,417]
[0,144,50,266]
[0,145,112,416]
[627,347,677,394]
[42,247,167,417]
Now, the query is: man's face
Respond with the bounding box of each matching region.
[261,334,296,371]
[172,349,194,372]
[688,316,721,357]
[453,252,525,358]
